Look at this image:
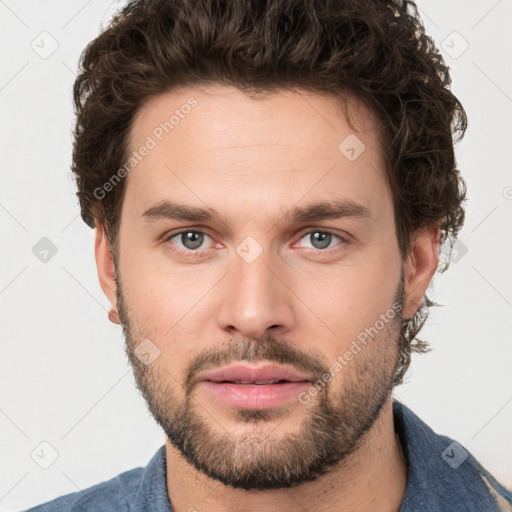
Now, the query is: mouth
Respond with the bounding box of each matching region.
[201,380,311,410]
[199,363,312,384]
[206,379,305,385]
[198,364,312,409]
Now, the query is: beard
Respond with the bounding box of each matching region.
[116,272,405,491]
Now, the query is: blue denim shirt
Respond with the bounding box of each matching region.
[25,400,512,511]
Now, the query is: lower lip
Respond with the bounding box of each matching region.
[201,381,311,409]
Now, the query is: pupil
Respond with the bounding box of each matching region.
[182,231,203,249]
[312,232,330,249]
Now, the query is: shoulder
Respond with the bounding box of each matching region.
[394,401,512,512]
[24,466,144,512]
[24,445,171,512]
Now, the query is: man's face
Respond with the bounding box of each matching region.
[112,85,406,490]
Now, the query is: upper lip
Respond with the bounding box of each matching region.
[199,363,312,384]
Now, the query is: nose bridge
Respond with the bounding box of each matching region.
[216,237,294,338]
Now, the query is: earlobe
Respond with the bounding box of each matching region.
[108,309,121,324]
[402,224,441,319]
[95,223,118,316]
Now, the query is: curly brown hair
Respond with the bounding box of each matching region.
[72,0,467,385]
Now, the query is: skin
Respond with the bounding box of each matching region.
[95,85,439,512]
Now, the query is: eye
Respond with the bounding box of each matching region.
[295,230,347,251]
[165,230,215,254]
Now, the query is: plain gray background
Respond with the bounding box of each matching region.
[1,0,511,510]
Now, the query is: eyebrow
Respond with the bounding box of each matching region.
[142,199,372,225]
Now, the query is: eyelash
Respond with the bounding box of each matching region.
[163,228,349,258]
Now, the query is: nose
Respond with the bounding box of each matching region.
[216,246,295,340]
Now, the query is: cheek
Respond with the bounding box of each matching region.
[118,251,219,369]
[121,270,201,336]
[118,234,196,322]
[290,251,401,356]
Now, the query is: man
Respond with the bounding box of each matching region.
[27,0,511,511]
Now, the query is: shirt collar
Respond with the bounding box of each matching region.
[393,399,510,511]
[132,444,173,511]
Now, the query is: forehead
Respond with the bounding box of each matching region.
[123,85,389,223]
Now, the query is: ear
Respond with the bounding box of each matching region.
[402,223,441,319]
[95,223,118,313]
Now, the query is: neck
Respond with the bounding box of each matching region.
[165,397,407,512]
